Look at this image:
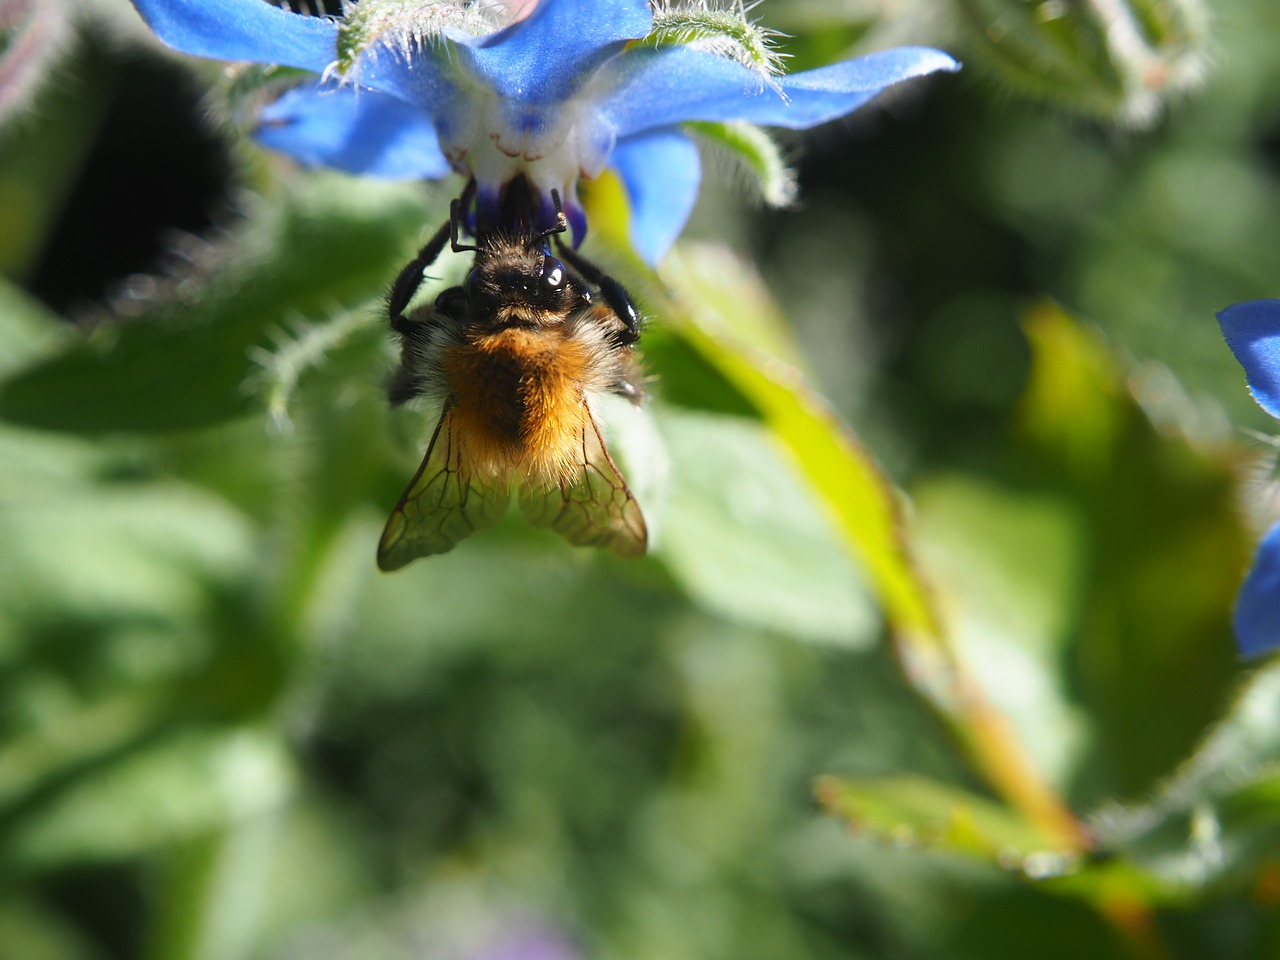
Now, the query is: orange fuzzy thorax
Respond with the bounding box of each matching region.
[443,325,596,486]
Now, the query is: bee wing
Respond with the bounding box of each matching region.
[517,405,647,558]
[377,407,511,570]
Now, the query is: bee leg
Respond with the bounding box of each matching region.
[530,187,569,244]
[554,240,641,347]
[388,217,452,337]
[452,177,477,242]
[448,178,483,254]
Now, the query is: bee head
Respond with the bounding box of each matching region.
[464,238,579,323]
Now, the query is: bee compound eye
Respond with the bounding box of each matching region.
[541,256,565,289]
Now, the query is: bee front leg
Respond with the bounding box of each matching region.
[388,217,452,337]
[448,178,482,254]
[554,241,641,347]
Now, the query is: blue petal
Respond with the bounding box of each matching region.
[127,0,336,73]
[1236,523,1280,658]
[599,46,960,136]
[1218,299,1280,420]
[609,130,700,265]
[460,0,651,103]
[255,84,452,180]
[357,0,650,110]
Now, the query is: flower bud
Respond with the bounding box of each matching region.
[951,0,1210,125]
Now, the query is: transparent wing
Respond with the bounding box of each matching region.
[377,408,511,570]
[518,406,648,558]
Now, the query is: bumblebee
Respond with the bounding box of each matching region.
[377,190,647,570]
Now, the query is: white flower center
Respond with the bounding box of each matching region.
[439,87,616,202]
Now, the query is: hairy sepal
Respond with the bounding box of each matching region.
[334,0,498,77]
[644,1,786,80]
[687,120,796,208]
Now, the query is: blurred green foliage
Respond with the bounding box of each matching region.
[3,0,1280,958]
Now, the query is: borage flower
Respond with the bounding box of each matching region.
[126,0,958,262]
[1217,299,1280,657]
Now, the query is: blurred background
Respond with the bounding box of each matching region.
[3,0,1280,957]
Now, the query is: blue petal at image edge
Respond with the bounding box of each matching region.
[1237,523,1280,658]
[256,85,453,179]
[129,0,337,72]
[1218,299,1280,420]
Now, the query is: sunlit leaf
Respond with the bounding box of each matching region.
[587,180,1083,850]
[656,409,877,646]
[661,243,940,643]
[637,326,759,418]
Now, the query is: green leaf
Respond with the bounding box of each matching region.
[639,326,761,418]
[1016,305,1248,802]
[655,409,877,646]
[910,475,1089,791]
[0,479,256,632]
[0,692,167,823]
[0,175,429,433]
[7,727,294,870]
[1088,661,1280,896]
[817,774,1067,868]
[0,896,98,960]
[816,775,1187,911]
[0,278,67,377]
[661,244,941,642]
[583,183,1080,848]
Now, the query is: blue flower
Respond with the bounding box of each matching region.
[126,0,958,263]
[1217,299,1280,657]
